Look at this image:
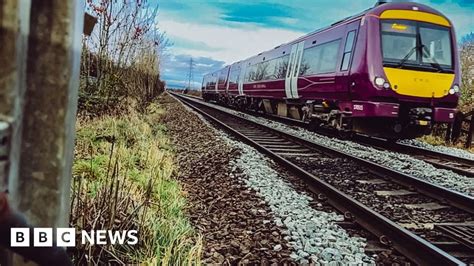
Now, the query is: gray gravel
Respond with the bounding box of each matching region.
[398,139,474,161]
[174,95,376,263]
[217,131,374,265]
[200,101,474,197]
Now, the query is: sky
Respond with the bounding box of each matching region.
[155,0,474,89]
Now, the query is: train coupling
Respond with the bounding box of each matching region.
[408,107,432,126]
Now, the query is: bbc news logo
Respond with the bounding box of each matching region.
[10,228,138,247]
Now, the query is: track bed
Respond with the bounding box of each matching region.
[171,92,474,265]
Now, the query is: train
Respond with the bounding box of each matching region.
[201,1,461,139]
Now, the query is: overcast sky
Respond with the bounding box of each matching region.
[155,0,474,88]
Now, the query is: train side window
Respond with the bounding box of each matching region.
[245,55,289,82]
[218,70,227,84]
[300,39,341,76]
[229,68,240,85]
[341,30,356,71]
[263,55,289,80]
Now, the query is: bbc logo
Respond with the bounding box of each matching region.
[11,228,76,247]
[11,228,138,247]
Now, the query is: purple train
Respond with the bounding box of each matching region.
[201,1,461,139]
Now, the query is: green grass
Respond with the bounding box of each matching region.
[71,103,202,264]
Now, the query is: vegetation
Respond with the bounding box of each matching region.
[71,105,202,264]
[459,33,474,112]
[79,0,169,115]
[71,0,201,264]
[418,134,474,153]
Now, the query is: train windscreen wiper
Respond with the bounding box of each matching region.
[421,45,447,72]
[397,45,418,68]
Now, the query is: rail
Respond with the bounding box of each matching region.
[354,135,474,177]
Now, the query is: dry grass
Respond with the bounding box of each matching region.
[70,103,202,264]
[418,134,474,153]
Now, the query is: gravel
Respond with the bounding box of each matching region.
[398,139,474,161]
[216,131,375,264]
[197,100,474,197]
[167,94,375,264]
[159,95,294,264]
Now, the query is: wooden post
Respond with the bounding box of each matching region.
[445,123,452,143]
[1,0,84,264]
[450,112,464,144]
[10,0,84,231]
[6,0,84,264]
[466,113,474,149]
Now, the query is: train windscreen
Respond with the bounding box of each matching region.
[381,19,453,72]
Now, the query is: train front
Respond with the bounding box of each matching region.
[356,2,460,138]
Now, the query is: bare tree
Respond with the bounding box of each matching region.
[80,0,170,114]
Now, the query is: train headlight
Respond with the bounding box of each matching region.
[453,84,460,93]
[383,82,391,89]
[375,77,385,87]
[448,88,455,95]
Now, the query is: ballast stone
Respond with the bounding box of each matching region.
[216,131,374,264]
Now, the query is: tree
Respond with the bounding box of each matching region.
[459,32,474,112]
[80,0,170,114]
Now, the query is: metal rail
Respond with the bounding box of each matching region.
[251,109,474,178]
[171,92,467,265]
[354,135,474,177]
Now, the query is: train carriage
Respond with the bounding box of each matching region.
[202,1,461,139]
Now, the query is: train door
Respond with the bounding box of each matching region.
[338,22,359,96]
[214,73,218,93]
[238,63,246,96]
[226,66,232,94]
[285,41,305,99]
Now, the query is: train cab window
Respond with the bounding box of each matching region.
[300,39,341,76]
[381,20,453,71]
[420,26,452,67]
[341,30,356,71]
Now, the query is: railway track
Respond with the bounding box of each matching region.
[182,93,474,178]
[258,111,474,178]
[170,92,474,265]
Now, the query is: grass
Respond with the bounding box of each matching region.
[418,134,474,153]
[70,103,202,264]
